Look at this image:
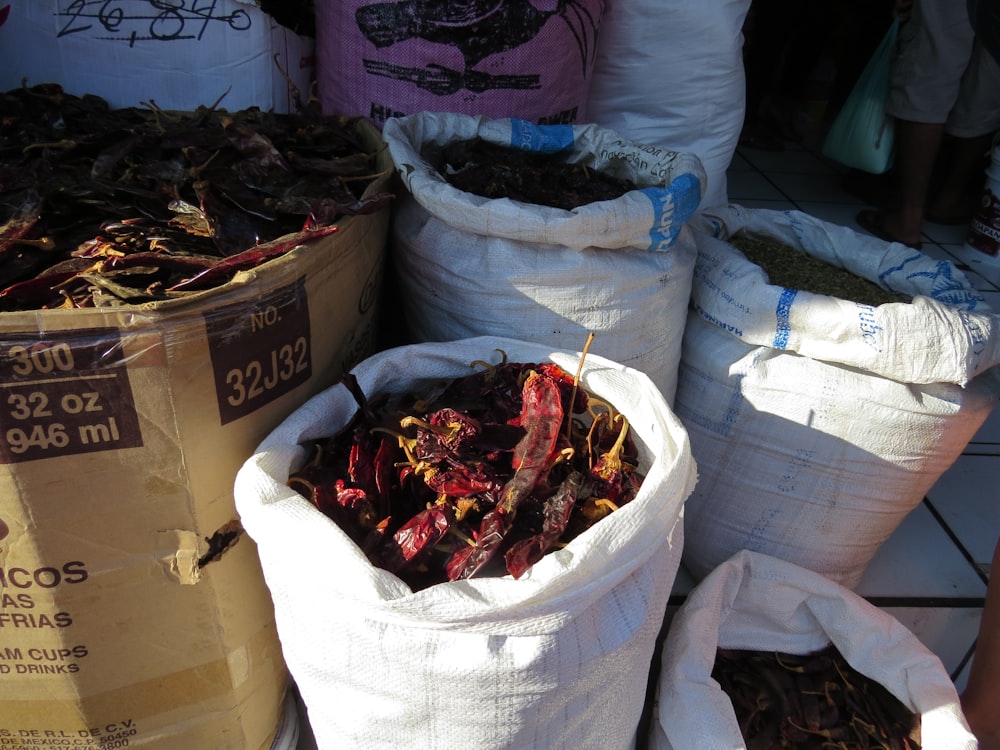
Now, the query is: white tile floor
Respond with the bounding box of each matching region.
[289,134,1000,749]
[710,137,1000,694]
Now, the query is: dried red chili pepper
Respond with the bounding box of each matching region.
[382,505,454,573]
[403,407,484,463]
[167,224,340,291]
[423,463,504,498]
[445,506,514,581]
[499,370,565,514]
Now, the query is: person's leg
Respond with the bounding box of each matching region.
[961,536,1000,750]
[874,119,945,244]
[927,131,995,223]
[740,0,791,150]
[856,0,978,247]
[857,119,943,247]
[933,35,1000,222]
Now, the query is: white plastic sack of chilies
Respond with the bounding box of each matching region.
[381,112,705,404]
[235,336,697,750]
[649,550,977,749]
[383,111,706,252]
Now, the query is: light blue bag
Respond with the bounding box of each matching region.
[821,19,899,174]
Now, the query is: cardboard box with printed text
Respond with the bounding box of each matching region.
[0,119,391,748]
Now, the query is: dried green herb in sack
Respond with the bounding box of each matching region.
[731,233,911,307]
[0,83,393,310]
[422,136,637,210]
[713,644,921,749]
[287,351,644,591]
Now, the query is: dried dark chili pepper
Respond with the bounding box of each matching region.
[287,452,379,547]
[712,645,921,749]
[0,189,44,256]
[0,267,90,308]
[320,479,379,544]
[444,506,514,581]
[221,116,292,175]
[403,407,484,463]
[442,369,567,581]
[585,413,642,513]
[423,462,504,498]
[0,84,393,308]
[505,470,583,579]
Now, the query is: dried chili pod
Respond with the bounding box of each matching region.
[587,414,642,507]
[403,407,484,463]
[505,470,582,579]
[423,463,503,498]
[536,361,589,415]
[166,224,340,291]
[498,370,565,514]
[444,506,513,581]
[431,354,528,420]
[316,479,379,543]
[381,505,454,573]
[348,426,382,499]
[0,188,44,255]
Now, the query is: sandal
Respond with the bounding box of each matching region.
[855,209,923,250]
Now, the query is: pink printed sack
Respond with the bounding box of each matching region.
[315,0,605,127]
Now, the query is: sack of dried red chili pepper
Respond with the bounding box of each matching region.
[235,336,697,750]
[649,550,976,749]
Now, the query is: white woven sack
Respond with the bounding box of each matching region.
[587,0,752,209]
[649,550,977,750]
[235,336,697,750]
[676,205,1000,588]
[382,112,705,404]
[691,205,1000,385]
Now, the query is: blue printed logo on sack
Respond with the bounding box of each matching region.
[642,173,702,251]
[508,120,575,153]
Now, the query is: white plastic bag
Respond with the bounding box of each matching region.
[676,205,1000,587]
[235,336,697,750]
[382,112,706,403]
[821,19,899,174]
[650,550,977,749]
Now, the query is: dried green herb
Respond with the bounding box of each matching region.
[732,233,911,307]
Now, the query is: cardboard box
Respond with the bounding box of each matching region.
[0,120,392,747]
[0,0,314,112]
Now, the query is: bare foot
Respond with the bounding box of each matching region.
[855,209,924,250]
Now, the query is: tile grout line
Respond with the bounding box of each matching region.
[922,496,992,588]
